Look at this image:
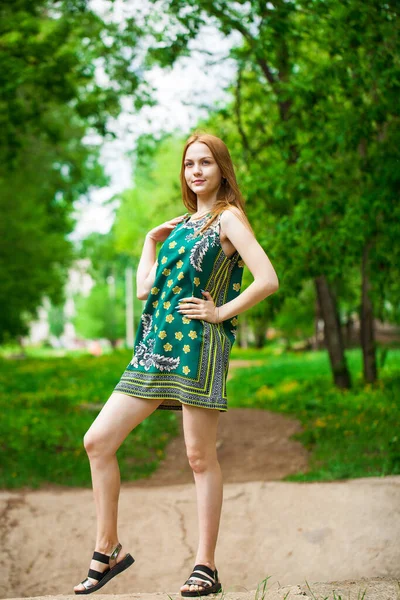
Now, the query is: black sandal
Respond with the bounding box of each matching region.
[74,542,134,595]
[181,564,222,597]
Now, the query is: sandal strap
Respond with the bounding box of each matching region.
[80,577,96,590]
[92,551,110,565]
[109,542,122,569]
[90,542,122,569]
[192,564,216,580]
[88,568,108,581]
[186,577,213,588]
[190,571,215,583]
[185,564,217,588]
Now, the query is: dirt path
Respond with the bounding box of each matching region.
[1,478,400,599]
[7,578,400,600]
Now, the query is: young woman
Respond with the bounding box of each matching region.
[74,132,279,596]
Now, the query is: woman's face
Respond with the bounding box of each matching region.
[184,142,222,197]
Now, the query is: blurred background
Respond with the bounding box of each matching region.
[0,0,399,491]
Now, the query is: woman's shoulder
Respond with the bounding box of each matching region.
[221,205,242,217]
[219,205,246,227]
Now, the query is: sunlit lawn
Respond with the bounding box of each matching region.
[0,350,178,489]
[0,344,399,488]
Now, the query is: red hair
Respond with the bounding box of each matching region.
[180,131,254,235]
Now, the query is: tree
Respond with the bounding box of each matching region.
[74,282,125,346]
[0,0,149,341]
[140,0,399,385]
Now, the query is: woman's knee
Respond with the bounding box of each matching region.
[186,447,218,474]
[83,430,113,459]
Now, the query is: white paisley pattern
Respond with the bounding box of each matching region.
[130,313,180,372]
[182,218,220,272]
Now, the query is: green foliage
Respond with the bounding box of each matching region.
[0,121,110,337]
[228,347,400,481]
[0,0,146,159]
[114,134,186,258]
[273,281,316,345]
[48,303,67,339]
[74,231,145,344]
[73,282,126,344]
[0,0,150,342]
[0,351,178,488]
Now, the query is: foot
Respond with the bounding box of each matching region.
[181,563,220,596]
[74,543,128,593]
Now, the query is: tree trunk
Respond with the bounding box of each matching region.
[253,317,267,348]
[314,275,352,389]
[344,312,355,348]
[254,330,265,348]
[360,243,377,383]
[313,295,323,350]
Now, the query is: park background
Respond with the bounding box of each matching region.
[0,1,399,599]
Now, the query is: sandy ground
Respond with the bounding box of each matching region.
[1,477,400,599]
[6,579,400,600]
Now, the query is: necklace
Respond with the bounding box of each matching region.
[187,210,212,222]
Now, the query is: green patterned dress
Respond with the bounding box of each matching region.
[114,210,244,411]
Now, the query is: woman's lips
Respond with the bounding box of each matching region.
[193,180,205,184]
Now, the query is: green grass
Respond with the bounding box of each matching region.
[228,346,400,481]
[0,350,178,489]
[1,344,399,489]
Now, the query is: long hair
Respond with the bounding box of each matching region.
[179,131,254,236]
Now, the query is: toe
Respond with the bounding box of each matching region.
[181,583,200,593]
[74,577,98,593]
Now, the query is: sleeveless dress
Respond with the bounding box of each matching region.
[113,210,245,411]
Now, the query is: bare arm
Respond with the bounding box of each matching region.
[136,234,158,300]
[136,215,186,300]
[218,207,279,322]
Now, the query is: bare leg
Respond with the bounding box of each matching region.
[74,392,163,593]
[180,405,222,594]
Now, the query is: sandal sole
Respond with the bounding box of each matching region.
[74,553,135,595]
[181,583,222,597]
